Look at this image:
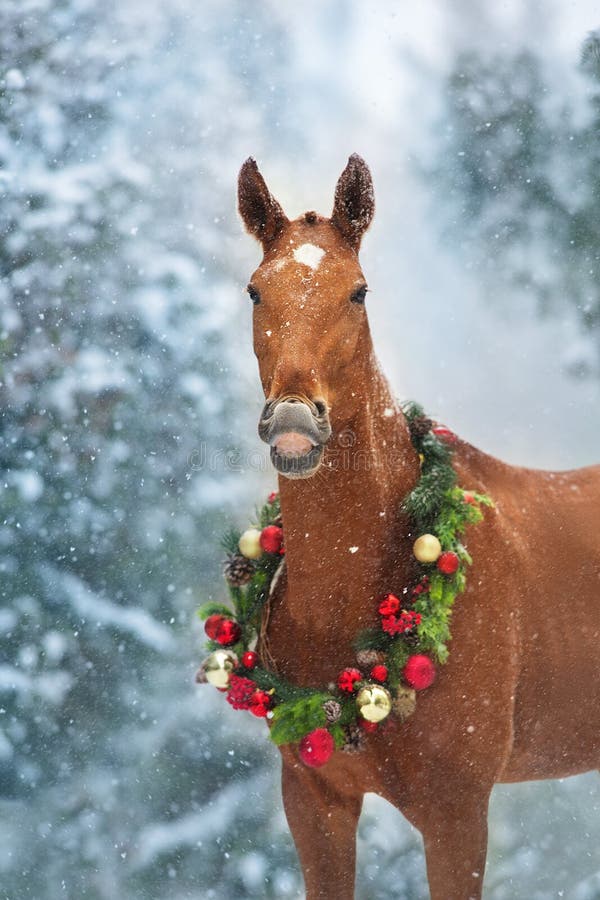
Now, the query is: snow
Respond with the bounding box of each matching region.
[0,729,13,761]
[8,470,44,502]
[132,773,271,870]
[41,630,68,663]
[40,567,175,654]
[0,665,73,704]
[47,348,132,417]
[0,609,18,633]
[4,67,25,90]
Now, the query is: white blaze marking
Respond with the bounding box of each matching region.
[293,243,325,270]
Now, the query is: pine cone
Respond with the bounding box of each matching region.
[194,665,208,684]
[322,699,342,724]
[356,649,386,669]
[403,630,420,648]
[223,554,255,586]
[393,686,417,722]
[409,415,433,441]
[341,724,365,754]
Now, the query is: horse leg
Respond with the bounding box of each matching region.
[281,759,363,900]
[404,789,491,900]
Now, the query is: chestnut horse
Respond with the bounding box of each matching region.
[237,154,600,899]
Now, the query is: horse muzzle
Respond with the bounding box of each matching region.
[258,397,331,479]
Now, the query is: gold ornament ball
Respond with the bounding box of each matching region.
[413,533,442,563]
[202,649,238,688]
[238,528,263,560]
[356,684,393,723]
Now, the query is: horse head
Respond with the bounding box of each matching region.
[238,154,375,478]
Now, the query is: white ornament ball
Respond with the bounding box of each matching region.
[413,534,442,563]
[201,649,238,688]
[238,528,263,560]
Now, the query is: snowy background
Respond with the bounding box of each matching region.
[1,1,599,898]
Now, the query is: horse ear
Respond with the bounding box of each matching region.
[238,158,288,248]
[331,154,375,250]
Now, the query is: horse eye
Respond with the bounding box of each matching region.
[350,285,367,304]
[247,284,261,306]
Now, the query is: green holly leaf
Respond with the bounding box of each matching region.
[197,601,233,621]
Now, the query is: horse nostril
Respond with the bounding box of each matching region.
[314,400,327,418]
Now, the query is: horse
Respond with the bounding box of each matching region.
[237,153,600,899]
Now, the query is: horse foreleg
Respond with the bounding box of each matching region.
[406,790,490,900]
[281,758,363,900]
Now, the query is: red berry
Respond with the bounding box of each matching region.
[226,675,256,710]
[432,425,457,443]
[437,551,460,575]
[403,655,436,690]
[381,615,399,635]
[463,492,476,505]
[378,593,401,616]
[259,525,284,554]
[215,619,242,646]
[381,611,421,636]
[204,614,226,640]
[412,576,430,596]
[370,664,388,683]
[242,650,258,670]
[298,728,335,767]
[360,720,378,733]
[249,690,271,717]
[268,491,278,503]
[337,668,362,693]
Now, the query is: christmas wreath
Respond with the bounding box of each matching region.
[196,403,493,767]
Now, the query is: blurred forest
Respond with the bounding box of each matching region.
[433,32,600,376]
[1,1,599,898]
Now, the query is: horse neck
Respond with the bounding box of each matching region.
[277,327,420,637]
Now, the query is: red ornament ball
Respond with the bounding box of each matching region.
[432,425,457,443]
[404,655,436,691]
[337,668,362,693]
[215,619,242,646]
[204,614,226,640]
[298,728,335,767]
[260,525,284,554]
[249,690,272,717]
[370,664,388,683]
[437,551,460,575]
[360,719,379,733]
[378,593,401,616]
[241,650,258,670]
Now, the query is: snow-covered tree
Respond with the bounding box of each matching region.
[0,2,302,896]
[430,36,600,375]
